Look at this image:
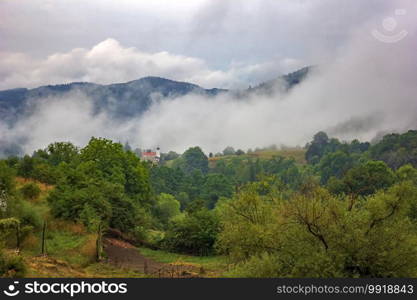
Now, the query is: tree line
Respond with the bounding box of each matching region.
[1,130,417,277]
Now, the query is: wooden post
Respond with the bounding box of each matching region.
[96,223,102,262]
[41,221,46,255]
[144,260,148,274]
[16,223,20,251]
[199,266,205,275]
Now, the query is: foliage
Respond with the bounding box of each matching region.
[201,174,234,208]
[316,151,355,184]
[2,129,417,278]
[34,142,79,166]
[0,252,26,278]
[47,138,152,235]
[219,181,417,277]
[396,164,417,185]
[330,161,396,196]
[163,208,220,255]
[223,146,236,156]
[0,161,16,195]
[176,146,209,175]
[370,130,417,169]
[20,182,41,200]
[235,149,245,156]
[305,132,369,165]
[154,193,181,228]
[160,151,180,163]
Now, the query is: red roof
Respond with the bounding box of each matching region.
[142,152,156,156]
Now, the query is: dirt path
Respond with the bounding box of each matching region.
[103,238,201,278]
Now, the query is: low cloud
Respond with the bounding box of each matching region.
[1,3,417,155]
[0,39,301,90]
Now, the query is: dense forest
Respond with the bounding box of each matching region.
[1,130,417,277]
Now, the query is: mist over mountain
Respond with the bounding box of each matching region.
[0,76,227,123]
[0,69,309,126]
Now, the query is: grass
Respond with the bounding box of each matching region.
[13,178,231,278]
[208,148,306,165]
[138,247,229,276]
[14,178,96,267]
[249,148,306,164]
[163,148,306,169]
[15,177,54,193]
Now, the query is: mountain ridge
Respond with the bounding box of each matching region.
[0,67,311,123]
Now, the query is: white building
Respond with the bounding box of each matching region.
[141,147,161,163]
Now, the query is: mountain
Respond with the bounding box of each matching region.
[248,66,312,95]
[0,77,227,123]
[0,67,311,124]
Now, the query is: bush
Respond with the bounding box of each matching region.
[0,252,26,278]
[20,182,41,200]
[154,193,181,228]
[18,201,42,229]
[0,161,16,195]
[218,181,417,277]
[163,209,220,256]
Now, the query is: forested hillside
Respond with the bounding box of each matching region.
[0,68,310,127]
[1,130,417,277]
[0,77,225,125]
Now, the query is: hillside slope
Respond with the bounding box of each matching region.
[0,77,226,123]
[0,67,311,123]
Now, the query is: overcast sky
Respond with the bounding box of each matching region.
[0,0,414,89]
[0,0,416,153]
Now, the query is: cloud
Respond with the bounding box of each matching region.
[0,38,300,90]
[1,0,411,91]
[1,1,417,156]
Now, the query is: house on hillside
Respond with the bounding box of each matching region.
[141,147,161,164]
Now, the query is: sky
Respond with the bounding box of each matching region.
[0,0,416,154]
[0,0,414,90]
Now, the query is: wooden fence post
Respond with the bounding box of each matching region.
[41,221,47,255]
[96,223,102,261]
[144,260,148,274]
[16,222,20,251]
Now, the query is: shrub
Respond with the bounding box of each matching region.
[163,209,220,256]
[218,181,417,277]
[20,182,41,200]
[154,193,181,228]
[0,161,15,195]
[0,252,26,278]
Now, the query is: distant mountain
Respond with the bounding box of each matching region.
[248,66,312,95]
[0,67,310,124]
[0,77,226,123]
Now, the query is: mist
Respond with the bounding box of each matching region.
[1,5,417,155]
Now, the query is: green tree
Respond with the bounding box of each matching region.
[16,155,35,178]
[305,131,330,164]
[396,164,417,186]
[235,149,245,155]
[48,137,152,235]
[343,161,395,196]
[223,146,236,156]
[155,193,181,227]
[0,161,15,195]
[163,208,220,255]
[317,151,354,184]
[20,182,41,200]
[219,182,417,277]
[202,174,233,208]
[370,130,417,169]
[182,147,209,175]
[33,142,78,167]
